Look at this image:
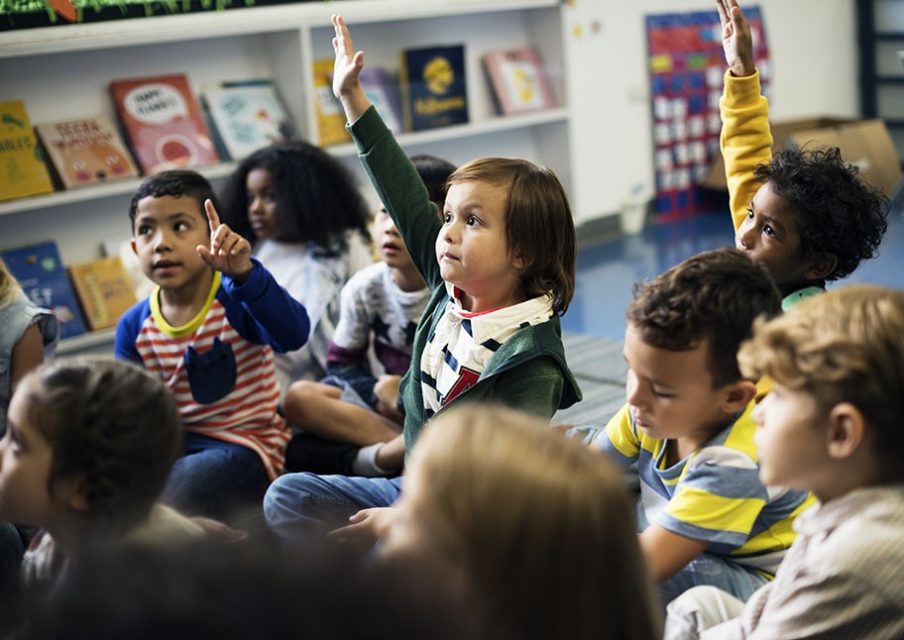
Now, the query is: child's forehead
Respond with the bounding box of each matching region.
[624,323,713,383]
[136,194,204,221]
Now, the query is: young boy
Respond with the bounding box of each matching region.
[115,170,309,520]
[717,0,888,309]
[665,285,904,639]
[594,248,814,605]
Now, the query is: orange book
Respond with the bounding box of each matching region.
[68,256,138,331]
[35,115,138,188]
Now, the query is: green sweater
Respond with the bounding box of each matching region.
[349,107,582,453]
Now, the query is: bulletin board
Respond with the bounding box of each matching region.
[646,7,770,219]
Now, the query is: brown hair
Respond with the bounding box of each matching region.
[0,258,21,309]
[407,404,660,640]
[24,357,182,533]
[448,158,576,314]
[627,247,781,387]
[739,284,904,483]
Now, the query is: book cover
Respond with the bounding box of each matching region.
[0,100,54,202]
[312,59,351,146]
[202,80,295,160]
[359,67,403,135]
[482,47,556,116]
[68,256,137,331]
[110,74,219,175]
[34,115,139,189]
[400,44,468,132]
[1,242,87,340]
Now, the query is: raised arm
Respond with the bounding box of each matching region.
[331,14,372,125]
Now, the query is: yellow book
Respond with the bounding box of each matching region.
[312,59,351,146]
[68,256,138,331]
[0,100,54,202]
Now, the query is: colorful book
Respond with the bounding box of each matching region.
[482,48,556,115]
[399,44,468,132]
[68,256,137,331]
[1,242,86,340]
[359,67,403,134]
[34,115,139,189]
[202,80,295,160]
[110,73,219,175]
[312,59,351,146]
[0,99,54,202]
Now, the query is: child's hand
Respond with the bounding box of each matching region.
[329,507,399,548]
[373,374,403,421]
[716,0,755,77]
[331,14,372,123]
[196,198,253,283]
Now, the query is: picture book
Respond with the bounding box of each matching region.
[359,66,403,134]
[482,48,556,115]
[68,256,137,331]
[110,73,219,174]
[399,44,468,132]
[1,241,87,340]
[202,80,295,160]
[0,99,54,202]
[312,59,351,146]
[34,115,139,189]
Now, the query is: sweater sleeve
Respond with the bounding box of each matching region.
[490,357,564,421]
[720,70,772,231]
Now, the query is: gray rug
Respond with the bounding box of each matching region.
[553,332,627,427]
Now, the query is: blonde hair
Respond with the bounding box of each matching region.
[0,258,22,309]
[738,284,904,482]
[406,404,660,640]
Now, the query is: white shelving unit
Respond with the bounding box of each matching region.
[0,0,609,353]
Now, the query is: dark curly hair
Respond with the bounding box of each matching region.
[754,147,889,282]
[128,170,219,232]
[24,358,182,534]
[627,248,781,388]
[219,141,371,252]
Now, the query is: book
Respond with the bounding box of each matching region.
[68,256,137,331]
[399,44,468,132]
[312,59,351,146]
[359,67,403,135]
[34,115,139,189]
[110,73,219,174]
[101,237,155,301]
[0,99,54,202]
[202,80,295,160]
[482,47,556,115]
[0,242,87,340]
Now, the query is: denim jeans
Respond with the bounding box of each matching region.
[161,432,270,520]
[264,472,403,539]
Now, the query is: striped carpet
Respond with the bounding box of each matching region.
[553,332,626,426]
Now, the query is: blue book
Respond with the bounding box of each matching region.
[400,44,468,132]
[2,241,87,340]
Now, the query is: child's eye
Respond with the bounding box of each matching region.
[137,225,151,236]
[651,387,674,399]
[173,221,190,232]
[746,207,754,219]
[264,190,276,203]
[442,213,452,224]
[466,215,479,226]
[762,224,775,238]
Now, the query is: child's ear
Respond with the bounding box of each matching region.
[721,379,757,414]
[130,238,138,256]
[54,477,89,512]
[825,402,866,461]
[804,253,838,281]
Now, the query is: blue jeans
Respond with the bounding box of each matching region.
[264,472,403,539]
[161,432,270,520]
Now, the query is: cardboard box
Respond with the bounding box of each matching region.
[703,117,903,195]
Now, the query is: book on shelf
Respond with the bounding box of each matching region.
[102,237,155,301]
[359,67,403,135]
[110,73,219,175]
[68,256,138,332]
[399,44,468,132]
[0,99,54,202]
[34,115,139,189]
[482,47,557,116]
[312,59,352,146]
[0,242,87,340]
[202,79,295,161]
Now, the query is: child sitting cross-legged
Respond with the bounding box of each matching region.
[593,248,815,606]
[665,285,904,639]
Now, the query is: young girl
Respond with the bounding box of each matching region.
[263,15,581,538]
[220,141,374,391]
[379,404,661,640]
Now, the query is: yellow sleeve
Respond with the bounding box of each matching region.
[599,403,640,462]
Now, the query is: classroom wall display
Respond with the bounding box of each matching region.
[645,6,770,219]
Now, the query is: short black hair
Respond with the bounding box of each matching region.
[128,170,219,232]
[754,147,889,283]
[410,154,456,207]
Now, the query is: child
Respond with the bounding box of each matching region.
[377,404,661,640]
[717,0,887,309]
[0,358,204,606]
[115,170,310,520]
[220,141,373,392]
[263,15,581,537]
[283,154,454,473]
[665,285,904,639]
[594,248,814,605]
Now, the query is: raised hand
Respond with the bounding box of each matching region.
[331,14,372,122]
[196,198,253,282]
[716,0,755,77]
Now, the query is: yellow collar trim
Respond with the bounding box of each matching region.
[150,271,221,338]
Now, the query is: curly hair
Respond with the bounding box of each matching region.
[128,170,219,232]
[219,141,371,252]
[754,147,889,282]
[24,358,182,533]
[627,247,782,388]
[738,285,904,483]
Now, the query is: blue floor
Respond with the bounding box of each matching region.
[563,209,904,340]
